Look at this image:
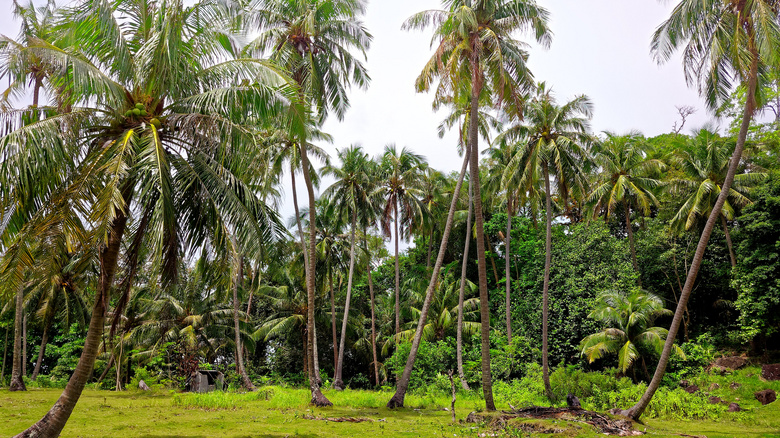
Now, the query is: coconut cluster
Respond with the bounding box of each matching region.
[124,102,162,128]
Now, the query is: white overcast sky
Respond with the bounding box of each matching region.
[1,0,717,232]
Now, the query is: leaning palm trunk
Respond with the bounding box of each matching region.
[505,199,513,344]
[298,142,332,407]
[233,257,255,390]
[1,326,9,384]
[333,208,358,390]
[457,155,473,391]
[31,313,54,380]
[9,286,26,391]
[386,142,470,408]
[721,215,736,268]
[16,193,130,438]
[624,56,758,421]
[394,200,401,336]
[95,354,115,385]
[541,164,553,400]
[365,225,380,387]
[468,62,495,411]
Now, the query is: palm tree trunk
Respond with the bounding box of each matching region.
[31,314,54,380]
[426,232,433,270]
[116,337,123,391]
[329,266,338,372]
[95,354,115,385]
[291,161,309,272]
[394,199,401,336]
[334,208,358,390]
[313,319,320,384]
[17,186,131,437]
[721,215,736,268]
[0,325,9,386]
[298,141,332,407]
[625,204,642,288]
[1,325,9,385]
[364,226,380,387]
[488,238,500,284]
[22,314,27,377]
[233,256,255,390]
[542,163,553,401]
[457,155,473,391]
[467,61,495,411]
[387,144,469,408]
[505,199,513,344]
[9,286,25,391]
[625,53,759,421]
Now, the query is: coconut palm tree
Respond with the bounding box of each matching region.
[0,0,61,112]
[402,0,551,410]
[580,289,683,381]
[375,145,426,337]
[669,128,766,268]
[435,82,496,390]
[499,83,593,400]
[0,0,66,393]
[588,131,664,281]
[384,133,470,408]
[322,145,374,389]
[624,0,780,420]
[484,142,523,343]
[248,0,371,406]
[1,0,292,434]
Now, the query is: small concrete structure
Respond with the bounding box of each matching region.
[188,370,224,393]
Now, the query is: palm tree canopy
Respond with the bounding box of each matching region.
[651,0,780,111]
[670,128,767,232]
[580,289,682,373]
[247,0,372,123]
[499,83,594,211]
[404,0,551,119]
[587,131,665,219]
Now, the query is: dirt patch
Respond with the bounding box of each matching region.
[514,421,566,434]
[761,364,780,381]
[301,414,381,423]
[473,407,644,436]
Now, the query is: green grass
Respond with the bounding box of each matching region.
[1,378,779,437]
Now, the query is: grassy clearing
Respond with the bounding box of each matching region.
[1,373,779,438]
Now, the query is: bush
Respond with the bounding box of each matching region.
[386,340,455,390]
[664,334,717,386]
[549,364,634,402]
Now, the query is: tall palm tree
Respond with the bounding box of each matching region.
[322,145,373,390]
[376,144,426,337]
[669,128,766,268]
[624,0,780,420]
[499,83,593,400]
[588,131,664,281]
[0,0,61,112]
[484,141,523,343]
[248,0,371,406]
[435,83,495,390]
[1,0,291,434]
[403,0,551,410]
[0,0,65,393]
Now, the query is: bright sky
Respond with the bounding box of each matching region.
[0,0,718,239]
